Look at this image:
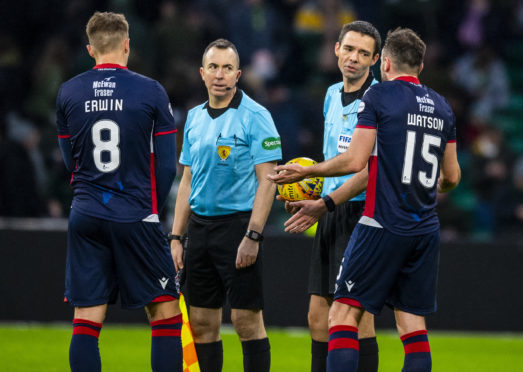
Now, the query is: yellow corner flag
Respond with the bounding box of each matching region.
[180,293,200,372]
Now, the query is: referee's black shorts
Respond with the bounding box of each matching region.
[308,200,365,297]
[185,211,264,310]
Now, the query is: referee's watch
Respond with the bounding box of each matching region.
[167,233,182,242]
[322,195,336,212]
[245,229,264,242]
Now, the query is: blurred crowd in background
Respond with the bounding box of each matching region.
[1,0,523,241]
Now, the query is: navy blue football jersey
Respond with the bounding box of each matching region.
[357,76,456,235]
[56,64,176,222]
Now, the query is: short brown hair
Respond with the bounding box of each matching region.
[338,21,381,56]
[86,12,129,55]
[383,28,426,72]
[202,38,240,68]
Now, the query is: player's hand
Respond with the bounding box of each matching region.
[284,199,327,233]
[276,195,300,214]
[437,176,451,193]
[170,240,184,271]
[267,163,308,184]
[236,237,259,269]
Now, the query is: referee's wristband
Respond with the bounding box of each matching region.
[322,195,336,212]
[167,233,182,241]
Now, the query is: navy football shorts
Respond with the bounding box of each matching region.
[64,209,179,309]
[333,223,440,316]
[185,211,264,310]
[309,200,365,297]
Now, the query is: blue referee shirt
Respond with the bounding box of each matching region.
[180,90,282,216]
[322,74,378,199]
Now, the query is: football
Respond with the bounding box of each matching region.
[277,157,324,201]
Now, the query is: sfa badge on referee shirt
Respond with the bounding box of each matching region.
[217,145,231,161]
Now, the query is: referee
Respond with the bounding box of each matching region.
[170,39,281,372]
[278,21,381,372]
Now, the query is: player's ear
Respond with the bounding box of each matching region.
[384,57,391,72]
[371,52,380,66]
[86,44,95,59]
[419,62,424,75]
[199,66,204,81]
[124,38,130,54]
[334,42,340,58]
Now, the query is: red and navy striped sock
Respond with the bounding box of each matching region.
[69,318,102,372]
[326,325,359,372]
[150,314,183,372]
[401,330,432,372]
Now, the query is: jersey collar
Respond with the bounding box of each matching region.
[395,76,420,84]
[204,89,243,119]
[340,70,374,107]
[93,63,128,70]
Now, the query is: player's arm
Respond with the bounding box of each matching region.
[152,82,178,211]
[269,128,376,184]
[236,161,277,269]
[58,137,74,172]
[283,164,368,233]
[326,163,368,204]
[154,132,177,212]
[56,87,74,172]
[438,142,461,193]
[170,166,192,271]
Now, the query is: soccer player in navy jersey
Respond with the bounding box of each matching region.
[56,12,182,372]
[169,39,281,372]
[270,28,461,371]
[277,21,380,372]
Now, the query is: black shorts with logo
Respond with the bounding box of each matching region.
[308,200,365,297]
[185,211,264,310]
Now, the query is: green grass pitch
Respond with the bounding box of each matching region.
[0,324,522,371]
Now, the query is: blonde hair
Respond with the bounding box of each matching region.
[86,12,129,55]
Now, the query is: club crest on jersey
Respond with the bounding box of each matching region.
[217,145,231,161]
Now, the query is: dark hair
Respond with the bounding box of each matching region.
[383,28,426,71]
[86,12,129,54]
[202,38,240,68]
[338,21,381,56]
